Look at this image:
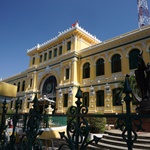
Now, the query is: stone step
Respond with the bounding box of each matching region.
[100,138,150,149]
[105,130,150,140]
[91,141,150,150]
[91,141,129,150]
[92,130,150,150]
[103,134,150,144]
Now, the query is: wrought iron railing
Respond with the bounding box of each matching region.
[0,75,149,150]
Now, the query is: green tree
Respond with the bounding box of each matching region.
[116,75,141,105]
[88,112,107,133]
[66,106,76,123]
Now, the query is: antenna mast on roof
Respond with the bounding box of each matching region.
[137,0,150,27]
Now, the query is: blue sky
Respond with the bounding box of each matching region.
[0,0,149,79]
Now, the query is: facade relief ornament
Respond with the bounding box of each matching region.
[37,43,40,49]
[105,52,109,58]
[141,41,146,48]
[35,53,39,58]
[108,59,111,62]
[112,72,123,78]
[38,72,44,81]
[146,45,150,53]
[126,50,129,58]
[53,67,61,76]
[113,49,116,53]
[122,47,125,54]
[45,66,52,72]
[72,57,78,64]
[71,35,75,42]
[132,44,135,48]
[90,56,94,63]
[98,86,101,90]
[114,83,119,88]
[58,89,62,97]
[62,40,65,45]
[89,86,95,96]
[68,87,73,96]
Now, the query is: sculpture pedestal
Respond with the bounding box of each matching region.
[136,105,150,132]
[139,118,150,132]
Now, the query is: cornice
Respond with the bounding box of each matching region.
[79,25,150,58]
[33,51,79,71]
[2,71,27,82]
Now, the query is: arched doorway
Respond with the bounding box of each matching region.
[42,75,57,102]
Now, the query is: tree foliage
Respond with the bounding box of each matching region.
[88,112,107,133]
[117,75,141,104]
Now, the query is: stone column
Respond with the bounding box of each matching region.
[33,71,37,91]
[71,57,78,85]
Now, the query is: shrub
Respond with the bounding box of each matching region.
[6,109,14,119]
[66,107,106,133]
[88,112,107,133]
[66,106,76,123]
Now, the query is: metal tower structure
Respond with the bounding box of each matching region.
[137,0,150,27]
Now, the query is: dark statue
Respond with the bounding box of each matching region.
[134,52,150,111]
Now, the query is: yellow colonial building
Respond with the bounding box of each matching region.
[2,23,150,114]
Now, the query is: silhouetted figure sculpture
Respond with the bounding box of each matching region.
[134,52,150,111]
[135,52,148,100]
[135,63,147,100]
[146,62,150,97]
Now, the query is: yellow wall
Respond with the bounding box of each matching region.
[3,25,150,114]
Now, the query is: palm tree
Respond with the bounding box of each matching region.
[116,75,141,105]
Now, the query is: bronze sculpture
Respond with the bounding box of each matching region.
[134,52,150,111]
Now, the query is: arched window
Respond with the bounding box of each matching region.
[17,82,20,92]
[22,80,25,91]
[111,54,121,73]
[96,58,104,76]
[82,92,89,107]
[129,49,140,70]
[83,62,90,79]
[42,76,57,99]
[96,90,104,106]
[112,88,122,106]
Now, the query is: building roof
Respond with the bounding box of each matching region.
[26,23,101,55]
